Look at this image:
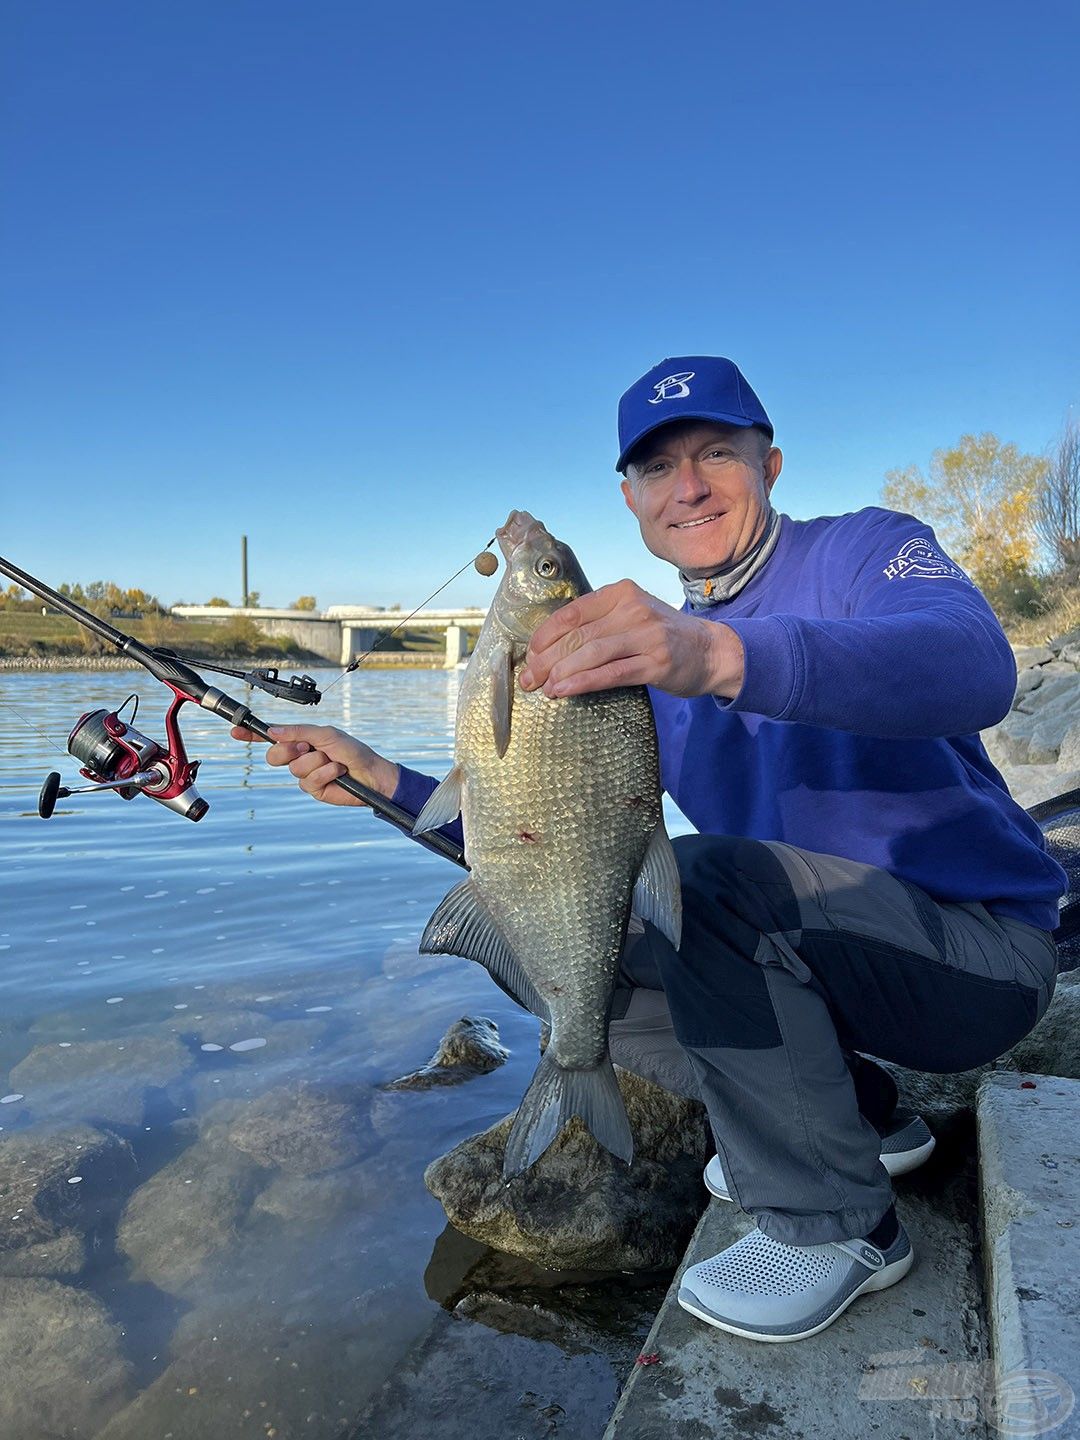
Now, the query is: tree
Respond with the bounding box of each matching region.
[291,595,317,611]
[245,591,261,607]
[882,434,1047,602]
[1034,416,1080,580]
[206,597,231,607]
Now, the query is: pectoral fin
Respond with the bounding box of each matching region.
[491,640,515,758]
[631,820,682,949]
[412,766,464,835]
[420,877,549,1023]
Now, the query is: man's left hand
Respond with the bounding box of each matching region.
[519,580,745,700]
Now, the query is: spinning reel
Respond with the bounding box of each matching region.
[39,693,208,822]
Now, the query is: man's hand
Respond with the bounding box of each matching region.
[228,723,400,807]
[518,580,745,700]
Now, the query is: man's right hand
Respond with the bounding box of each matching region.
[229,723,400,808]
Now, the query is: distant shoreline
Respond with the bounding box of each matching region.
[0,654,449,673]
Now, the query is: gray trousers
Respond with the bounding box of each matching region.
[603,835,1059,1247]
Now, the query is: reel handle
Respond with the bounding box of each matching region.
[39,772,63,819]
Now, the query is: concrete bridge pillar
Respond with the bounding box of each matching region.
[341,626,379,667]
[444,624,466,669]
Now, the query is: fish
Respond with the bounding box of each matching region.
[412,510,681,1178]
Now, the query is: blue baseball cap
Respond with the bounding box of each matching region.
[616,356,773,472]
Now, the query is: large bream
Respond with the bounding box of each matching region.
[414,510,682,1177]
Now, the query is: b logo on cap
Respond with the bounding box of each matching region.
[648,371,695,404]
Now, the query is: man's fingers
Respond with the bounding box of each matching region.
[298,759,349,795]
[541,632,646,694]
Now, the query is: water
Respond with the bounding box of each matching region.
[0,668,666,1440]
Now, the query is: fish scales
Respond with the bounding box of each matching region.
[458,667,661,1068]
[413,510,681,1177]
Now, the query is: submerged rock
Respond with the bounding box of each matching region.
[425,1066,708,1271]
[225,1080,372,1174]
[8,1033,191,1127]
[116,1134,265,1294]
[386,1015,509,1090]
[0,1278,132,1438]
[0,1124,135,1273]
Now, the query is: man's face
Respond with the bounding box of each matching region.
[621,422,783,577]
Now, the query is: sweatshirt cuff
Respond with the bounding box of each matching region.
[390,764,441,822]
[716,614,801,719]
[388,763,465,850]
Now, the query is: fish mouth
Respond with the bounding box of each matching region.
[496,510,549,560]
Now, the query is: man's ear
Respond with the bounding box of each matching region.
[620,476,639,516]
[763,447,783,497]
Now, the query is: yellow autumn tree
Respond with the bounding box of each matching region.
[882,434,1047,610]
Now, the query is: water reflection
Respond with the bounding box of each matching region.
[0,667,661,1440]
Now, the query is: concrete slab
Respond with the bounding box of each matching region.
[978,1072,1080,1439]
[604,1116,993,1439]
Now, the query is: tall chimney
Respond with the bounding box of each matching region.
[241,535,249,608]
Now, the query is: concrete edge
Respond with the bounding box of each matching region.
[977,1070,1080,1437]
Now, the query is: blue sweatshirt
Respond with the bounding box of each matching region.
[392,507,1066,932]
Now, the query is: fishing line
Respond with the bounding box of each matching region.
[319,535,497,695]
[0,699,69,755]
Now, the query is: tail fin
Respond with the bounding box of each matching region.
[502,1049,633,1179]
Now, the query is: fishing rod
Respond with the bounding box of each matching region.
[0,553,469,868]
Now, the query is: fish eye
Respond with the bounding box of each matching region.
[535,556,560,579]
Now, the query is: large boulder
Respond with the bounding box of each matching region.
[0,1279,132,1438]
[424,1066,709,1271]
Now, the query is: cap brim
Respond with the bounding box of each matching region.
[616,412,760,472]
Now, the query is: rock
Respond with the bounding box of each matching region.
[1057,641,1080,667]
[876,973,1080,1125]
[0,1279,132,1438]
[1000,764,1080,810]
[0,1228,86,1278]
[96,1287,426,1440]
[1055,722,1080,773]
[999,970,1080,1079]
[425,1066,709,1271]
[116,1133,265,1294]
[8,1034,191,1127]
[0,1124,136,1261]
[1011,644,1055,669]
[386,1016,509,1090]
[250,1166,371,1223]
[224,1081,371,1174]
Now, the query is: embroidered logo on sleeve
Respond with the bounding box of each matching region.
[882,536,970,583]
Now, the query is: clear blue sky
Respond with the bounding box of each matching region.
[4,1,1078,611]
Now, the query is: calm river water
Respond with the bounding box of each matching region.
[0,667,671,1440]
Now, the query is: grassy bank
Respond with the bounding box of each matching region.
[0,611,454,664]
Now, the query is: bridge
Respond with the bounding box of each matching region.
[169,605,488,666]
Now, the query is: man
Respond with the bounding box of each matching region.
[234,356,1064,1343]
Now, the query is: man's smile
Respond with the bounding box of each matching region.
[673,513,726,529]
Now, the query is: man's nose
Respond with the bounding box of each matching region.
[673,458,710,500]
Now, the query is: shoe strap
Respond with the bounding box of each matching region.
[831,1238,886,1271]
